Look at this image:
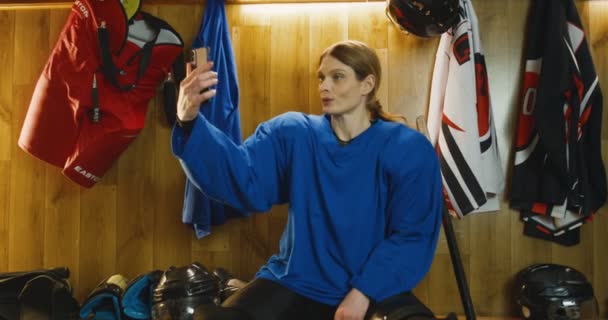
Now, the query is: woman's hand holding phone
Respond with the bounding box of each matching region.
[176,58,218,122]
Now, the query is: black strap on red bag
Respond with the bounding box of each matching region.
[96,11,185,126]
[97,13,161,92]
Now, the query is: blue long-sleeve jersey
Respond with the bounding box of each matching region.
[183,0,244,238]
[172,112,443,305]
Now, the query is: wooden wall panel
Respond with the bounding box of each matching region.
[231,24,272,279]
[0,11,14,162]
[232,25,271,138]
[0,161,9,271]
[43,169,81,286]
[12,10,48,86]
[115,100,156,279]
[0,10,14,273]
[8,85,46,271]
[595,142,608,316]
[148,4,198,271]
[78,186,118,299]
[269,12,310,115]
[469,212,513,316]
[468,1,514,315]
[387,27,438,123]
[427,254,469,315]
[1,1,608,317]
[7,9,49,271]
[348,2,387,50]
[589,2,608,141]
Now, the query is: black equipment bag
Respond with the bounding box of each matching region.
[0,267,79,320]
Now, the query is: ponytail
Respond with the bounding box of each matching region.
[367,99,408,125]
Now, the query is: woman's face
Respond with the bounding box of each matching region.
[317,55,369,116]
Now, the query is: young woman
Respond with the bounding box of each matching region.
[172,40,443,320]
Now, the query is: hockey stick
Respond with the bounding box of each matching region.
[416,116,477,320]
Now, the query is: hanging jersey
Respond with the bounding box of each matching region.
[18,0,183,188]
[181,0,245,238]
[427,0,503,217]
[522,217,581,247]
[510,0,606,245]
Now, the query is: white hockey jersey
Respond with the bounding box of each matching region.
[427,0,503,217]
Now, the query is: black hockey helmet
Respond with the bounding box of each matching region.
[151,262,220,320]
[515,264,598,320]
[385,0,460,37]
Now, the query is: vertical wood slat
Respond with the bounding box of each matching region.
[0,10,15,273]
[231,24,272,278]
[426,254,468,316]
[12,10,49,86]
[594,140,608,318]
[469,212,512,315]
[585,1,608,140]
[347,2,387,50]
[0,161,9,271]
[387,26,438,122]
[588,1,608,312]
[9,84,46,271]
[149,4,200,271]
[8,10,49,272]
[192,221,240,275]
[232,25,271,138]
[0,11,14,162]
[8,10,49,271]
[269,12,310,115]
[78,187,117,300]
[43,171,80,281]
[468,1,513,315]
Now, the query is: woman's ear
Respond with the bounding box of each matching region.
[360,74,375,96]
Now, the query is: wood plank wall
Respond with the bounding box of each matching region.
[0,0,607,317]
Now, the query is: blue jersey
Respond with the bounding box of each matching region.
[172,112,442,305]
[182,0,245,238]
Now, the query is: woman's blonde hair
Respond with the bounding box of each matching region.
[319,40,407,125]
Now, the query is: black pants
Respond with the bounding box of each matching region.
[193,278,433,320]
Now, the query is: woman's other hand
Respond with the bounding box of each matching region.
[176,61,218,122]
[334,288,370,320]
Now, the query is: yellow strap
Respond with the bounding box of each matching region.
[121,0,140,21]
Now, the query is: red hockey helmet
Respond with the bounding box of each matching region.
[386,0,460,37]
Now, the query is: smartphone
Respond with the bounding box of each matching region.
[191,47,212,94]
[191,47,209,69]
